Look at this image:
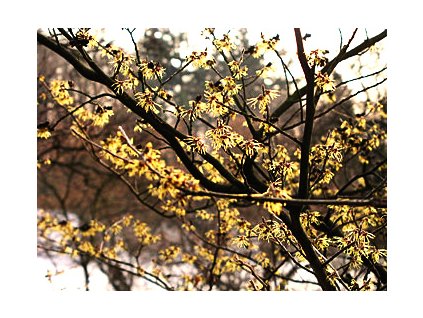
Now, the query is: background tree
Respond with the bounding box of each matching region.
[37,28,387,291]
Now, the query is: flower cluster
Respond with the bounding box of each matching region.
[99,44,139,93]
[232,235,250,249]
[178,96,207,120]
[92,105,114,127]
[183,135,207,154]
[37,127,51,139]
[204,90,230,117]
[37,210,160,261]
[251,219,296,246]
[217,200,243,234]
[300,210,321,228]
[158,246,181,263]
[247,87,280,115]
[248,33,280,58]
[139,59,166,80]
[135,88,161,113]
[50,80,74,106]
[205,120,244,151]
[307,49,329,68]
[73,28,98,49]
[126,142,166,180]
[334,224,385,268]
[132,219,162,245]
[308,139,344,188]
[328,112,386,165]
[220,76,242,95]
[100,130,139,169]
[37,158,51,169]
[240,139,264,157]
[315,72,336,92]
[262,182,292,215]
[110,48,136,76]
[71,104,114,127]
[213,34,236,53]
[228,60,248,79]
[264,145,297,184]
[186,50,215,69]
[151,166,202,200]
[99,130,203,206]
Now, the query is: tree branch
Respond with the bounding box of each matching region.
[294,28,315,201]
[184,189,386,208]
[37,30,247,194]
[270,29,387,121]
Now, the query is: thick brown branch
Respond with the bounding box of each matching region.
[287,29,334,291]
[294,28,315,201]
[37,31,246,194]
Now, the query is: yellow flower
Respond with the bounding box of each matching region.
[111,80,127,94]
[371,248,386,263]
[78,241,96,256]
[201,28,215,37]
[182,253,197,264]
[50,80,74,106]
[184,135,207,154]
[300,211,321,228]
[139,59,165,79]
[122,215,133,227]
[182,222,196,232]
[221,76,241,96]
[252,222,273,242]
[205,120,243,151]
[263,182,292,215]
[187,50,215,69]
[307,49,329,67]
[248,33,280,58]
[132,220,161,245]
[356,117,367,129]
[101,43,121,59]
[232,235,250,249]
[37,127,51,139]
[158,246,181,263]
[74,28,98,49]
[321,169,335,183]
[93,106,114,127]
[240,139,264,157]
[213,34,236,53]
[195,209,214,220]
[203,91,228,117]
[135,89,161,113]
[109,223,123,235]
[134,121,149,133]
[259,122,277,134]
[254,252,271,268]
[315,72,336,92]
[109,49,135,75]
[228,60,248,79]
[80,220,105,237]
[247,87,280,115]
[38,92,47,101]
[180,96,208,120]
